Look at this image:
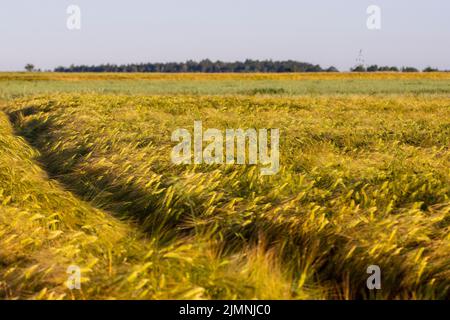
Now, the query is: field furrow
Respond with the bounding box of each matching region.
[3,93,448,299]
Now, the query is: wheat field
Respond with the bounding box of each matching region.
[0,73,449,299]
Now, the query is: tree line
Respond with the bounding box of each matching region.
[53,60,336,73]
[351,65,442,72]
[23,60,445,73]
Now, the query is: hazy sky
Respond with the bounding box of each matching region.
[0,0,449,71]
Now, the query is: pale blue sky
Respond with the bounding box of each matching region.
[0,0,449,71]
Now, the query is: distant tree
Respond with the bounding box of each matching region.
[367,65,379,72]
[305,64,323,72]
[24,64,35,72]
[378,66,391,72]
[423,66,439,72]
[389,66,399,72]
[326,66,339,72]
[374,66,395,72]
[351,65,366,72]
[401,67,419,72]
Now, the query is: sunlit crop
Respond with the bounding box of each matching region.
[0,74,449,300]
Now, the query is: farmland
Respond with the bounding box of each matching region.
[0,72,449,299]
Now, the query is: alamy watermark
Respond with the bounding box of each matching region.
[367,5,381,30]
[66,265,81,290]
[366,265,381,290]
[67,5,81,30]
[171,121,280,175]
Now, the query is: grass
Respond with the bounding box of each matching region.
[0,73,449,299]
[0,109,311,299]
[2,72,450,100]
